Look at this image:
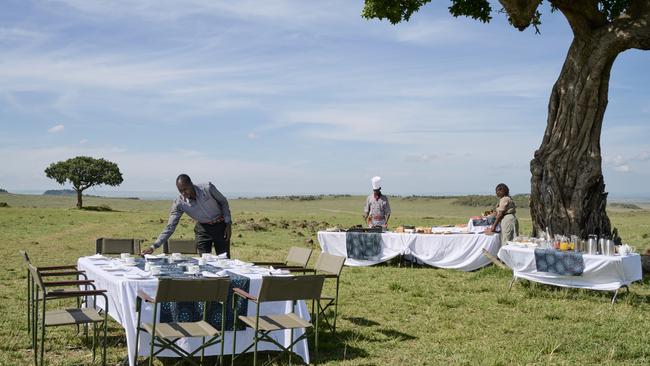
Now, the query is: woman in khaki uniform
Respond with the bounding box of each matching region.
[485,183,519,243]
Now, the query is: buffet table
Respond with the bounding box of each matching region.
[498,244,642,302]
[77,256,310,366]
[317,231,501,271]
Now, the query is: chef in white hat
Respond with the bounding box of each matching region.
[363,176,391,228]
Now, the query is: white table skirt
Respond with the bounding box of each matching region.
[316,231,500,271]
[497,245,642,291]
[77,258,310,366]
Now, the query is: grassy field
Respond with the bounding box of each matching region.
[2,192,650,365]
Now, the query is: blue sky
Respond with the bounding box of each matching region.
[0,1,648,197]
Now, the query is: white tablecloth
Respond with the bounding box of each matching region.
[77,258,310,366]
[497,245,642,291]
[317,231,501,271]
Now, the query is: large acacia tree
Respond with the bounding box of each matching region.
[45,156,123,209]
[363,0,650,238]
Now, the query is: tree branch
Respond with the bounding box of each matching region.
[550,0,607,38]
[609,0,650,50]
[498,0,542,30]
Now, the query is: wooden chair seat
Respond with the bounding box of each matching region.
[45,308,104,327]
[142,321,219,339]
[238,313,312,332]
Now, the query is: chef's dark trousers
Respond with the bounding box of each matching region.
[194,222,230,258]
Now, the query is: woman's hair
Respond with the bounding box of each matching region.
[496,183,510,196]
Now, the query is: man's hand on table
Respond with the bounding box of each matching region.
[140,247,154,256]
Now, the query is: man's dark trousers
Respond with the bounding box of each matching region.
[194,222,230,258]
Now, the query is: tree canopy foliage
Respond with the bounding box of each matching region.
[44,156,123,208]
[363,1,640,33]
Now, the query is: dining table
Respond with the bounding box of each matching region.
[317,230,501,271]
[77,255,310,366]
[498,243,643,302]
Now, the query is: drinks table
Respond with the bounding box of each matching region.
[498,244,642,303]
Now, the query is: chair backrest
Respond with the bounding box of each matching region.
[19,250,30,266]
[258,275,324,302]
[314,252,346,276]
[96,238,140,254]
[164,239,197,255]
[155,278,231,303]
[27,263,46,292]
[285,247,313,268]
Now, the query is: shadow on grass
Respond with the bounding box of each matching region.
[80,205,118,212]
[376,328,417,341]
[513,279,642,304]
[342,316,380,327]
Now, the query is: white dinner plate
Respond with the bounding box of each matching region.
[87,255,108,260]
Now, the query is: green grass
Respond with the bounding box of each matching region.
[2,192,650,365]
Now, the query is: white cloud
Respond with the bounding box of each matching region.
[79,139,88,144]
[0,27,47,42]
[605,154,633,173]
[48,124,64,133]
[633,151,650,161]
[49,0,349,26]
[0,144,302,193]
[392,19,477,45]
[247,133,260,139]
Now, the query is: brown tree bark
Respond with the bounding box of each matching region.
[530,34,619,238]
[75,188,83,209]
[528,2,650,239]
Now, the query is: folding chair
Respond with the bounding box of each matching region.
[164,239,198,255]
[20,250,91,338]
[95,238,140,255]
[232,275,325,366]
[252,247,313,271]
[29,264,108,366]
[309,253,345,334]
[134,277,231,366]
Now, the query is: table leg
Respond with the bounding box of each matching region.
[611,285,629,305]
[508,276,517,291]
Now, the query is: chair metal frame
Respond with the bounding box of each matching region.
[20,250,91,339]
[28,263,108,366]
[289,253,345,334]
[252,247,313,271]
[95,237,140,255]
[231,275,325,366]
[134,277,231,366]
[164,239,199,255]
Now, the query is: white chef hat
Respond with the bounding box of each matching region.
[371,176,382,190]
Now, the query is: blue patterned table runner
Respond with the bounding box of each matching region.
[346,232,382,260]
[534,249,585,276]
[135,258,249,330]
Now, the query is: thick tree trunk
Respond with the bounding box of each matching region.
[530,36,619,239]
[76,188,83,209]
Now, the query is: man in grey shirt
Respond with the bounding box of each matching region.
[363,176,391,228]
[141,174,232,257]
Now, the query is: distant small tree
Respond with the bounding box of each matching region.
[44,156,123,208]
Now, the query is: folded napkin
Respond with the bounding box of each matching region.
[144,254,167,260]
[269,266,290,275]
[202,270,228,278]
